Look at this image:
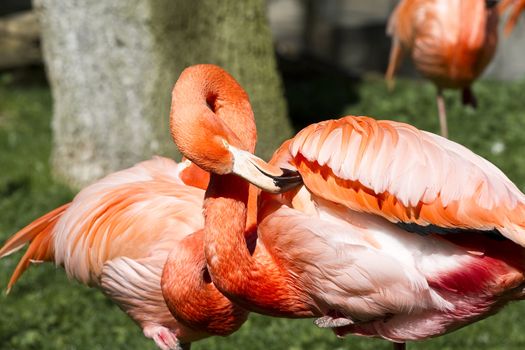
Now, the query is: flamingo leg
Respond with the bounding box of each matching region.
[393,342,406,350]
[385,38,404,91]
[436,88,448,138]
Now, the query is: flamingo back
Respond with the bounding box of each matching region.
[52,157,205,284]
[271,116,525,247]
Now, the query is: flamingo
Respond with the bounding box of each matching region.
[500,0,525,34]
[0,121,251,347]
[385,0,500,138]
[169,64,525,350]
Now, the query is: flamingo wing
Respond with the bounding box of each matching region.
[101,256,175,322]
[53,157,205,284]
[0,156,208,347]
[274,116,525,246]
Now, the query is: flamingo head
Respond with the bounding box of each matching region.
[172,115,301,193]
[170,64,302,193]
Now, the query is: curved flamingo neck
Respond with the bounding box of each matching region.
[171,64,313,317]
[161,230,248,336]
[170,64,257,154]
[203,174,314,317]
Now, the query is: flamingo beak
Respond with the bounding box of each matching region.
[228,145,302,193]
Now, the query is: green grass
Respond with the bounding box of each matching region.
[1,73,525,350]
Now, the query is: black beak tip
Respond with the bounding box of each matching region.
[271,168,303,192]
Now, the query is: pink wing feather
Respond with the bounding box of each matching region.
[51,157,205,284]
[274,116,525,246]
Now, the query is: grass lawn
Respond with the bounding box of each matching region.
[1,72,525,350]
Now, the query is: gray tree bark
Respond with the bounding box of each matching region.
[37,0,292,188]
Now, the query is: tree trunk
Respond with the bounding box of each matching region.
[37,0,292,188]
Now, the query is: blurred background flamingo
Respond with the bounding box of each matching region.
[386,0,500,138]
[0,140,248,348]
[170,65,525,350]
[501,0,525,34]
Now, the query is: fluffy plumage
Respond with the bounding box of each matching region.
[258,115,525,342]
[278,116,525,245]
[0,157,247,350]
[167,65,525,350]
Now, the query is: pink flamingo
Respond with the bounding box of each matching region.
[170,65,525,350]
[0,69,264,350]
[386,0,500,138]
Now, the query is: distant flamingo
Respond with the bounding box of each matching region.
[0,124,249,347]
[170,65,525,350]
[500,0,525,34]
[386,0,500,138]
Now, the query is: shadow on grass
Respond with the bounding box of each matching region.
[278,54,361,132]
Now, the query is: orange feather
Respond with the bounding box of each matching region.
[0,204,69,292]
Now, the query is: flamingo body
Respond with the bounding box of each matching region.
[386,0,500,138]
[257,197,525,341]
[255,115,525,340]
[168,65,525,347]
[0,156,247,348]
[210,116,525,342]
[387,0,498,90]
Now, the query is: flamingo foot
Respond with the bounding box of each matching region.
[314,315,354,328]
[144,325,187,350]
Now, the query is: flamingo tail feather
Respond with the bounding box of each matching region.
[0,204,70,293]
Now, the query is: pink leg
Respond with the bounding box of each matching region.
[436,89,448,139]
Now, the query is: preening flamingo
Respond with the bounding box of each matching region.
[170,64,525,350]
[0,127,249,346]
[386,0,500,138]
